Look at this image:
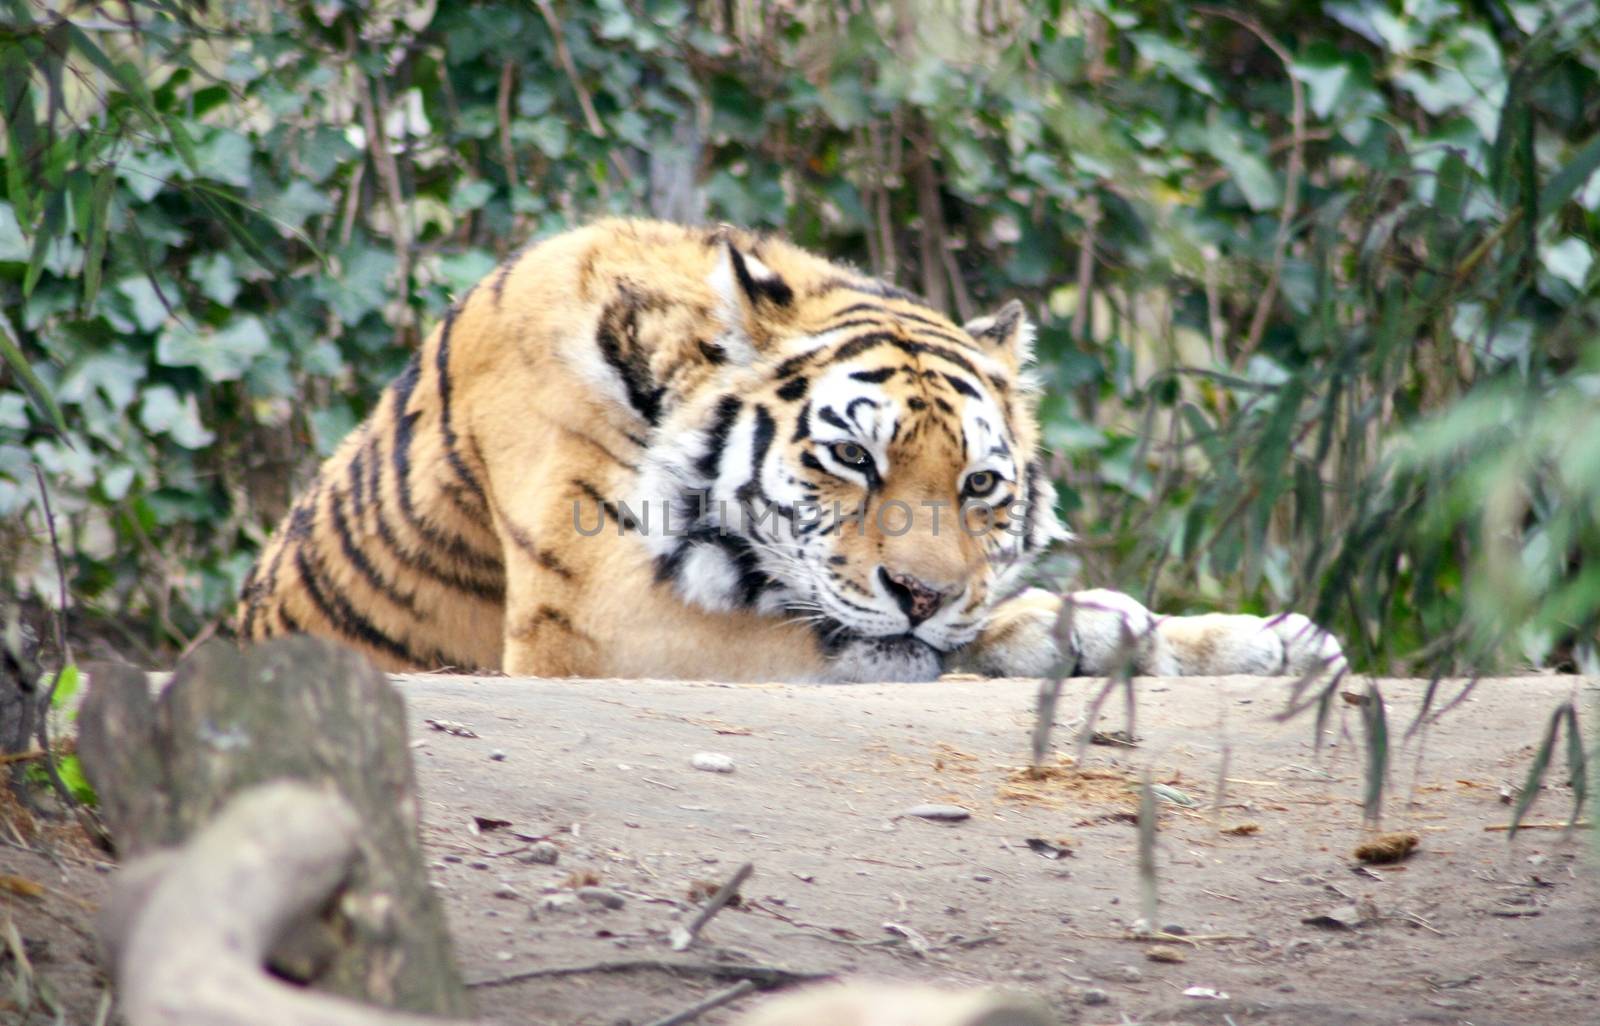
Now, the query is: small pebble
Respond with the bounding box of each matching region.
[493,885,520,900]
[539,894,579,913]
[1145,945,1186,964]
[1082,989,1111,1006]
[577,886,626,910]
[1109,965,1142,983]
[495,951,513,962]
[490,749,507,762]
[902,803,971,822]
[691,752,735,773]
[470,860,491,871]
[442,854,463,864]
[1161,923,1188,936]
[972,874,993,883]
[519,841,560,865]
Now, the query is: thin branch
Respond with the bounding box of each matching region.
[534,0,606,137]
[467,958,829,991]
[1195,6,1305,364]
[495,59,518,191]
[672,861,753,950]
[641,980,758,1026]
[1070,195,1100,342]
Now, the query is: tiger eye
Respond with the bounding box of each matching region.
[831,442,869,467]
[964,470,998,496]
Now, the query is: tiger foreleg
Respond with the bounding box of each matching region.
[962,588,1346,679]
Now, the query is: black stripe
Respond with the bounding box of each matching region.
[572,478,638,531]
[279,607,303,634]
[595,293,666,424]
[736,405,777,504]
[728,244,794,307]
[491,245,528,305]
[347,438,368,516]
[293,545,423,666]
[749,405,776,478]
[1023,459,1044,551]
[369,496,506,602]
[389,358,504,574]
[498,510,576,581]
[817,406,849,431]
[435,305,491,520]
[850,367,897,384]
[366,428,506,602]
[327,482,422,617]
[696,395,743,479]
[776,376,808,401]
[514,604,581,638]
[812,316,890,336]
[822,276,934,310]
[942,372,981,398]
[843,397,877,430]
[791,400,811,443]
[708,534,771,606]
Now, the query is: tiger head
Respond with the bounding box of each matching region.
[633,235,1067,681]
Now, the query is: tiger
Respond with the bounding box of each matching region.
[236,219,1345,683]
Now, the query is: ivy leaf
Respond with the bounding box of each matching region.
[138,385,215,448]
[189,252,241,307]
[264,179,335,232]
[315,247,396,326]
[156,315,270,382]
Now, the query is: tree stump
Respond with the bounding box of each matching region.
[77,637,471,1018]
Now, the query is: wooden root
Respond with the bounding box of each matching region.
[101,780,476,1026]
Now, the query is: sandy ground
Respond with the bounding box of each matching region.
[3,673,1597,1025]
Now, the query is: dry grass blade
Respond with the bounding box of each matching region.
[1558,702,1587,830]
[1074,619,1138,766]
[1030,596,1078,768]
[1508,703,1567,839]
[1137,773,1158,932]
[1360,681,1388,824]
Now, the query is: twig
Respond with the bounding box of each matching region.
[29,469,107,847]
[495,59,518,190]
[348,25,412,345]
[534,0,606,137]
[467,958,830,991]
[1483,821,1590,832]
[1195,5,1304,365]
[1070,195,1099,342]
[0,749,45,765]
[641,980,758,1026]
[672,861,753,950]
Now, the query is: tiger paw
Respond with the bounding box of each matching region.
[1154,610,1347,677]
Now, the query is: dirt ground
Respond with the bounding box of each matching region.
[3,673,1597,1025]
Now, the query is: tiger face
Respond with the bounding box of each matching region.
[632,245,1066,682]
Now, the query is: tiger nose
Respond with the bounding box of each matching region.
[878,567,950,626]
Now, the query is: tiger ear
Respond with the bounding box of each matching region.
[964,300,1034,368]
[708,232,794,364]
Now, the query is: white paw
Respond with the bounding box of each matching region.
[1064,589,1173,676]
[1157,611,1346,677]
[1267,612,1348,677]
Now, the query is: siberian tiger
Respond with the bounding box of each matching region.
[236,219,1344,683]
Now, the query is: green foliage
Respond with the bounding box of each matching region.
[24,663,95,805]
[1,0,1598,678]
